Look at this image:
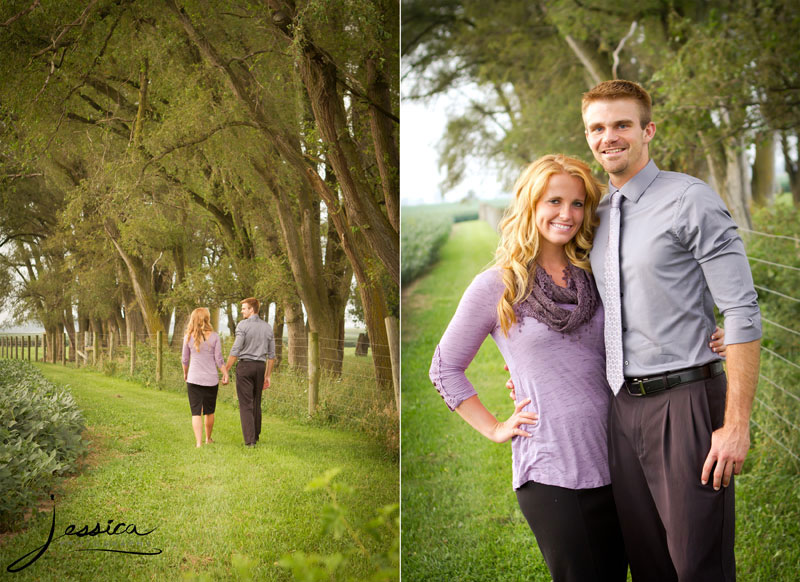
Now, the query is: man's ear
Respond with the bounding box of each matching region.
[643,122,656,144]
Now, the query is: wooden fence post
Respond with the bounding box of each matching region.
[16,336,19,360]
[156,330,163,385]
[43,333,47,362]
[35,335,39,362]
[109,331,115,361]
[62,333,67,366]
[129,329,136,375]
[385,316,400,412]
[84,331,90,366]
[92,332,98,366]
[308,331,320,416]
[27,335,32,361]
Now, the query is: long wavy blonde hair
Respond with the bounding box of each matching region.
[185,308,214,351]
[495,154,603,336]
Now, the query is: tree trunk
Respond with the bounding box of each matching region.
[210,307,220,333]
[366,56,399,233]
[225,302,237,337]
[63,309,77,363]
[780,130,800,205]
[700,132,752,228]
[273,302,284,368]
[105,220,166,338]
[751,132,776,206]
[284,299,307,370]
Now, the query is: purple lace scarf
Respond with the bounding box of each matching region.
[513,264,599,333]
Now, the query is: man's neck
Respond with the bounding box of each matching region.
[609,157,651,190]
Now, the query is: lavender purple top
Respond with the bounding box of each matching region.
[430,268,612,491]
[181,331,224,387]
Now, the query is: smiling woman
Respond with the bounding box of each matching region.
[427,155,629,582]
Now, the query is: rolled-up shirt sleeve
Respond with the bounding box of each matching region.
[676,184,762,345]
[430,270,501,411]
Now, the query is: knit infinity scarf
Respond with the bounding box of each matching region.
[513,263,599,333]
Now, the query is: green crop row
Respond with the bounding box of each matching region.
[401,214,454,284]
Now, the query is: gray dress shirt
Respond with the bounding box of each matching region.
[229,314,275,361]
[589,160,761,378]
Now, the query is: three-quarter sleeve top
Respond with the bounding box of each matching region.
[430,268,612,491]
[182,331,224,387]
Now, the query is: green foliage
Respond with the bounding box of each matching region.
[0,360,87,531]
[0,363,397,581]
[277,468,399,581]
[742,193,800,473]
[400,214,453,284]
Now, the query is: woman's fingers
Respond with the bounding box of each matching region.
[514,397,532,413]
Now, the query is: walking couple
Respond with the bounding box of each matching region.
[181,297,276,448]
[431,80,761,581]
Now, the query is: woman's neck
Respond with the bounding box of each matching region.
[535,248,570,288]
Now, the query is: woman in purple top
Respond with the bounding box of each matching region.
[430,155,724,581]
[182,308,228,447]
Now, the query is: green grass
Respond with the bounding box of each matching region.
[0,364,398,581]
[401,219,800,581]
[3,339,399,456]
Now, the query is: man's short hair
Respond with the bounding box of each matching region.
[582,80,652,128]
[242,297,260,313]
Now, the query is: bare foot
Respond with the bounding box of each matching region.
[206,438,214,444]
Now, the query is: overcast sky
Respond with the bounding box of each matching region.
[400,87,507,206]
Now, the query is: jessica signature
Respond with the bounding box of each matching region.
[6,495,161,573]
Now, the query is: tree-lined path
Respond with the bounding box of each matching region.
[0,364,397,581]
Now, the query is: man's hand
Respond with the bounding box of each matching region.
[504,364,516,400]
[701,423,750,490]
[263,376,271,391]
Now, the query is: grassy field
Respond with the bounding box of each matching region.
[0,364,398,581]
[401,219,800,581]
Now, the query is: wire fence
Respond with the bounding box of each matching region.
[741,226,800,471]
[0,323,400,454]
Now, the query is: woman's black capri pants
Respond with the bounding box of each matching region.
[186,382,219,415]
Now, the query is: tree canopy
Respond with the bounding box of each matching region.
[402,0,800,225]
[1,0,399,387]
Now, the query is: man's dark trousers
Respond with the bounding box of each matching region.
[236,359,265,445]
[608,372,735,581]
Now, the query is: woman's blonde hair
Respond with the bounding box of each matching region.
[185,307,214,351]
[495,154,603,336]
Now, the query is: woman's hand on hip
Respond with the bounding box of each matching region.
[490,397,538,443]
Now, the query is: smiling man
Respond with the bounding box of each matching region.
[583,80,761,581]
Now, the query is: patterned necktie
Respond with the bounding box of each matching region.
[604,190,625,395]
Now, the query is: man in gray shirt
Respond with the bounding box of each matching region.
[583,80,761,581]
[225,297,276,446]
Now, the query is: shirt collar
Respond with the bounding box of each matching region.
[607,159,660,204]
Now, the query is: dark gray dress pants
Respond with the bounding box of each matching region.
[608,372,735,581]
[236,359,265,445]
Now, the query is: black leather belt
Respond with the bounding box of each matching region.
[624,361,724,397]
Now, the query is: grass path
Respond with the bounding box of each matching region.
[401,220,552,581]
[401,220,800,581]
[1,364,397,581]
